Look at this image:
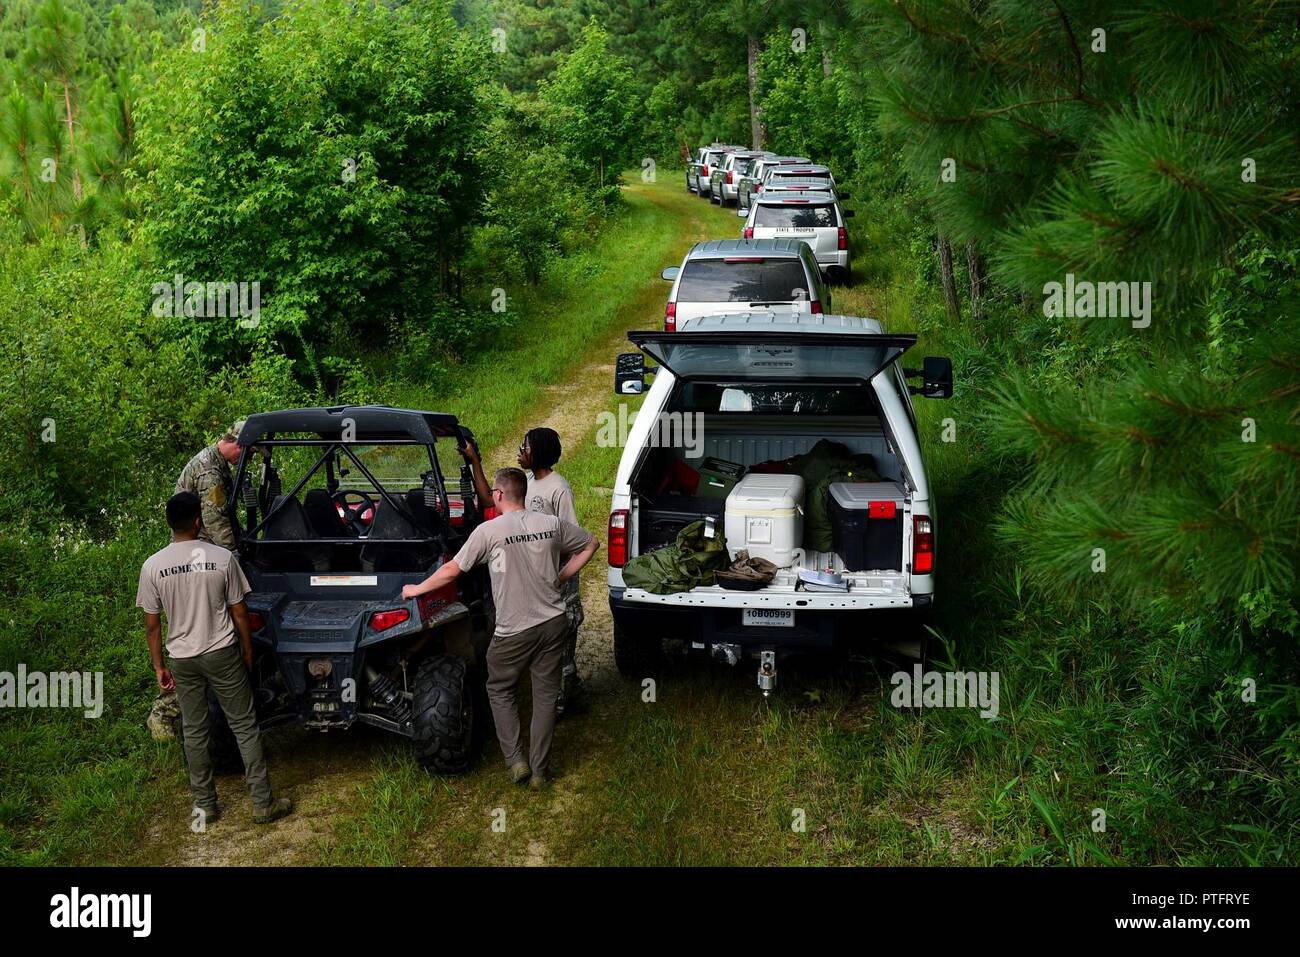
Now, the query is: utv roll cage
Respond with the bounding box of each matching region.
[226,406,476,568]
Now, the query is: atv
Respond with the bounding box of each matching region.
[183,405,495,774]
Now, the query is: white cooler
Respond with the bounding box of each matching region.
[725,474,806,567]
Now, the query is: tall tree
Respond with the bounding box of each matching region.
[842,0,1299,612]
[540,19,639,190]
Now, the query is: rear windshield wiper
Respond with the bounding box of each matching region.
[746,300,795,307]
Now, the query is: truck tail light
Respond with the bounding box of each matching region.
[838,227,848,250]
[743,226,753,239]
[727,170,733,184]
[665,301,676,332]
[810,300,822,314]
[755,183,762,192]
[608,510,629,568]
[368,608,410,631]
[913,515,934,574]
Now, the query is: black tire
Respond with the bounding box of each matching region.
[412,654,476,774]
[613,620,664,678]
[174,687,244,776]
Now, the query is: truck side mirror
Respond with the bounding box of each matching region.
[906,356,953,399]
[661,266,680,281]
[843,208,856,218]
[736,207,749,217]
[615,353,647,395]
[838,190,851,200]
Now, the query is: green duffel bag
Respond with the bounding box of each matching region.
[622,519,730,595]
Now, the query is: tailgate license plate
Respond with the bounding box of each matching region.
[744,608,795,628]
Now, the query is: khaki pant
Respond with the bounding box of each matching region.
[485,613,567,776]
[170,642,274,810]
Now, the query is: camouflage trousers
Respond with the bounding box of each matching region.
[557,577,586,714]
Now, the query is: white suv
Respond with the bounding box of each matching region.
[742,190,854,283]
[659,239,833,331]
[607,313,954,692]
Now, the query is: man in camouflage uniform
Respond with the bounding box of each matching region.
[175,419,245,550]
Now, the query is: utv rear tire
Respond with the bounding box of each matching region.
[613,620,663,678]
[412,654,475,774]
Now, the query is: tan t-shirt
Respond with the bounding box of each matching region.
[136,540,252,659]
[453,510,592,637]
[527,471,577,525]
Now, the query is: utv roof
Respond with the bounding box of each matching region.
[685,238,811,258]
[673,313,886,335]
[238,405,461,446]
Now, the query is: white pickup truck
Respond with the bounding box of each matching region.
[607,313,953,692]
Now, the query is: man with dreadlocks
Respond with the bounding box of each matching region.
[461,427,589,715]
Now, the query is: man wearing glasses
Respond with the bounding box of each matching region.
[402,468,599,788]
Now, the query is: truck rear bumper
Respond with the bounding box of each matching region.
[610,588,929,651]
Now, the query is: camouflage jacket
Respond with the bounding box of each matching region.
[175,444,236,549]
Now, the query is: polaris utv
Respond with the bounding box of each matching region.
[193,406,494,774]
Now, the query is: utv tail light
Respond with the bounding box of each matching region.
[608,510,629,568]
[665,301,677,332]
[743,226,754,239]
[368,608,410,631]
[248,611,266,631]
[838,227,848,251]
[913,515,934,574]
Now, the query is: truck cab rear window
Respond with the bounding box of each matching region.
[673,383,875,414]
[677,259,810,302]
[755,204,837,228]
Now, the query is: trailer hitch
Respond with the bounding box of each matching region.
[757,651,777,697]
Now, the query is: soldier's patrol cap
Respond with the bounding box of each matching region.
[222,419,247,442]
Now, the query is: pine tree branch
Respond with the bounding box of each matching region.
[1049,0,1098,106]
[1144,392,1238,420]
